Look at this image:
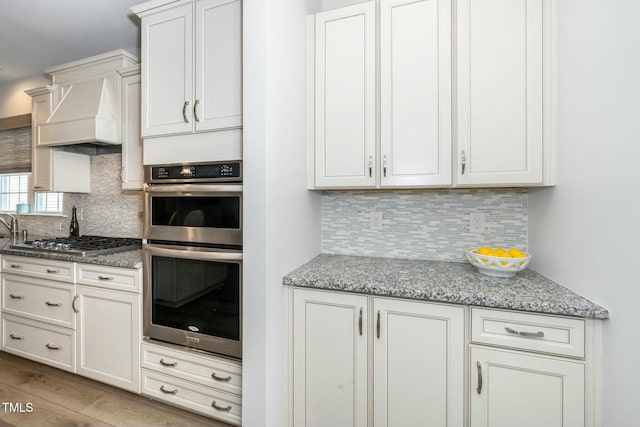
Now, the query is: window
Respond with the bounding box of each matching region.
[35,192,64,213]
[0,173,29,211]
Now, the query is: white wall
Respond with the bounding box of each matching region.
[0,75,49,118]
[528,1,640,425]
[243,0,322,426]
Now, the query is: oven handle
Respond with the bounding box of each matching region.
[144,183,242,194]
[144,243,243,262]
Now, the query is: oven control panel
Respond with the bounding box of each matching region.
[146,161,242,182]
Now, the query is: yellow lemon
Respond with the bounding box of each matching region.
[499,253,513,266]
[477,247,493,255]
[494,248,507,257]
[508,248,526,258]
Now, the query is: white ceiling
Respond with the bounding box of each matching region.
[0,0,142,86]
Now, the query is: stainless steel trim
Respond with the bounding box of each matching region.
[476,361,483,394]
[46,344,62,350]
[9,294,24,299]
[45,301,62,307]
[160,385,178,395]
[211,401,232,412]
[144,183,243,194]
[182,101,190,123]
[211,372,232,382]
[505,326,545,339]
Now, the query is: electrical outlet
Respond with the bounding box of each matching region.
[79,208,84,221]
[469,213,486,234]
[54,222,63,231]
[370,211,383,231]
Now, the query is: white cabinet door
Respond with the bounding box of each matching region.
[470,346,585,427]
[457,0,545,185]
[75,285,141,393]
[380,0,451,187]
[28,87,56,192]
[120,67,143,190]
[314,2,376,188]
[293,289,368,427]
[373,298,464,427]
[195,0,242,132]
[141,3,194,137]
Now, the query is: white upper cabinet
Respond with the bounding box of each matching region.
[313,2,376,188]
[456,0,554,186]
[380,0,452,187]
[136,0,242,138]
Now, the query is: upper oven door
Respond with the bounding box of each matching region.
[144,183,242,246]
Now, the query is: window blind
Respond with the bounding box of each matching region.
[0,126,32,173]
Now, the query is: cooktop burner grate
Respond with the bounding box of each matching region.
[10,235,141,257]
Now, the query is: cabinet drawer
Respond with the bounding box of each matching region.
[141,369,241,426]
[141,341,241,396]
[2,274,75,328]
[2,314,75,372]
[77,264,141,293]
[471,308,585,358]
[2,255,75,283]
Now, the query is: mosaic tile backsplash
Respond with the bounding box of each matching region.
[19,153,143,238]
[322,189,527,262]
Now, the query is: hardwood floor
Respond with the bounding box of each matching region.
[0,351,233,427]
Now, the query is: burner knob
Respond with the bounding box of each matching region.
[61,244,71,250]
[55,243,64,250]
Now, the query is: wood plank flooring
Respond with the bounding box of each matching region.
[0,351,233,427]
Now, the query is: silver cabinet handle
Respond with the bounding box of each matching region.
[45,301,62,307]
[461,150,466,175]
[476,361,483,394]
[9,333,24,340]
[9,294,24,299]
[376,310,381,339]
[211,372,232,382]
[46,343,62,350]
[160,385,178,395]
[46,269,60,274]
[505,327,545,339]
[368,155,373,177]
[10,264,22,269]
[194,99,200,122]
[98,276,114,281]
[34,186,44,190]
[182,101,190,123]
[159,359,178,367]
[383,155,387,177]
[72,296,79,313]
[358,307,363,336]
[211,401,232,412]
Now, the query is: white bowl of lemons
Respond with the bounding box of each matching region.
[465,247,531,278]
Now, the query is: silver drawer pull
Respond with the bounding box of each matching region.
[9,333,24,340]
[505,326,545,339]
[211,372,232,382]
[45,344,62,350]
[46,301,62,307]
[160,385,178,395]
[476,361,483,394]
[98,275,114,281]
[72,296,79,313]
[10,264,22,268]
[159,358,178,367]
[46,269,60,274]
[9,294,24,299]
[211,401,232,412]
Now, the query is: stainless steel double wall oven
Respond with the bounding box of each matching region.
[143,161,242,359]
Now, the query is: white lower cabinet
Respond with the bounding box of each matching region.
[75,285,141,393]
[141,340,242,426]
[292,288,465,427]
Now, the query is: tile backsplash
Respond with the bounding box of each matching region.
[322,189,527,262]
[19,153,143,238]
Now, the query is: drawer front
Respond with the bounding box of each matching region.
[141,341,241,396]
[141,369,241,426]
[76,264,141,293]
[2,255,75,283]
[2,314,75,372]
[2,275,75,328]
[471,308,585,358]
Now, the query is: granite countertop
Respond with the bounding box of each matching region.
[283,253,609,319]
[0,238,142,269]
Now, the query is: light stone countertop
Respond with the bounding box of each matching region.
[283,253,609,319]
[0,238,142,269]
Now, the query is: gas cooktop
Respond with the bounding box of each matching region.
[10,235,141,257]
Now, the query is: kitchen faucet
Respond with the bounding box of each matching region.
[0,213,19,242]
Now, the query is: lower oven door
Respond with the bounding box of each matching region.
[143,243,242,359]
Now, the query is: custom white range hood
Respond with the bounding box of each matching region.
[37,50,138,147]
